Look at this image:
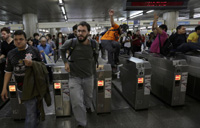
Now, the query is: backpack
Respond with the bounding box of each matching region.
[159,34,173,56]
[67,38,99,67]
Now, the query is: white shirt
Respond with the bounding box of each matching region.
[123,36,131,48]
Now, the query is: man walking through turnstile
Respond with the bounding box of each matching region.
[60,21,98,128]
[1,30,51,128]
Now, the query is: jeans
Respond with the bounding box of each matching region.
[18,90,38,128]
[69,75,94,126]
[101,40,120,66]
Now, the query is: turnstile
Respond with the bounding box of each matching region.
[94,58,112,114]
[119,57,151,110]
[176,54,200,100]
[145,54,188,106]
[52,59,71,116]
[8,75,26,120]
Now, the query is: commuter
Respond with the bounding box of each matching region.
[99,32,106,59]
[174,26,200,53]
[68,24,78,39]
[141,34,146,50]
[27,37,34,46]
[55,32,65,59]
[131,30,142,55]
[123,31,132,55]
[52,35,56,42]
[146,32,156,49]
[46,34,56,51]
[101,9,122,72]
[60,21,98,128]
[0,27,15,93]
[1,30,51,128]
[150,13,168,54]
[169,25,187,49]
[33,33,40,47]
[37,36,54,83]
[187,25,200,43]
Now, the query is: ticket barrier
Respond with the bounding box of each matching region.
[148,55,188,106]
[9,82,26,120]
[176,54,200,100]
[119,57,151,110]
[53,59,71,117]
[94,58,112,114]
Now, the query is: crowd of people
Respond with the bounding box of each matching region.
[1,9,200,128]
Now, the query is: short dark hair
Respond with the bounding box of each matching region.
[176,25,184,32]
[1,27,10,33]
[33,33,39,38]
[159,24,168,32]
[57,32,62,38]
[73,24,78,31]
[46,34,52,39]
[127,31,132,36]
[78,21,91,31]
[14,30,26,39]
[195,25,200,31]
[27,37,33,42]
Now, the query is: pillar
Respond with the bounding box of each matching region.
[23,13,38,38]
[50,28,57,36]
[163,11,179,32]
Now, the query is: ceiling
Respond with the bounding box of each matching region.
[0,0,200,24]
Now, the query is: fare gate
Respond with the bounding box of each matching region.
[94,58,112,114]
[8,75,26,120]
[176,54,200,100]
[52,59,71,117]
[120,57,151,110]
[148,55,188,106]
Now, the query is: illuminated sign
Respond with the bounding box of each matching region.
[98,80,104,86]
[175,75,181,81]
[54,83,61,89]
[138,78,144,84]
[9,85,16,92]
[131,2,184,7]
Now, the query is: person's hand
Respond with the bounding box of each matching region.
[1,89,8,102]
[109,9,114,16]
[24,59,32,66]
[65,63,70,72]
[48,53,52,56]
[40,50,44,53]
[154,13,159,21]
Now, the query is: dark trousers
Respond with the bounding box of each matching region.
[131,45,141,56]
[101,40,121,66]
[0,62,5,93]
[124,47,131,55]
[176,43,200,53]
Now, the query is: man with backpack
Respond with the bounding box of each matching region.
[60,21,98,128]
[150,13,168,54]
[101,9,123,72]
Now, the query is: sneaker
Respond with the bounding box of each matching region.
[77,125,86,128]
[86,108,92,114]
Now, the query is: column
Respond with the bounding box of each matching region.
[23,13,38,38]
[163,11,179,32]
[50,28,57,36]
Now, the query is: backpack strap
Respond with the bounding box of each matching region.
[90,39,99,68]
[67,38,76,62]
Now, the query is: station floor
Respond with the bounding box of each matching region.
[0,79,200,128]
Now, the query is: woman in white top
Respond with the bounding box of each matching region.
[123,31,132,55]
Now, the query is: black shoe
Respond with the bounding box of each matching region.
[86,108,92,114]
[77,125,86,128]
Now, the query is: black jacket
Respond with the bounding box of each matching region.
[169,33,187,49]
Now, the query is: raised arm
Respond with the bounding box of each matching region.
[152,13,163,34]
[109,9,115,27]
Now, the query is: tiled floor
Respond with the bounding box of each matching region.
[1,82,200,128]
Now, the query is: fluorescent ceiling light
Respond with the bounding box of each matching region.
[59,0,63,4]
[61,6,65,15]
[0,21,5,25]
[129,28,133,31]
[130,11,143,17]
[64,15,67,20]
[193,13,200,18]
[146,10,154,14]
[119,18,126,21]
[130,13,143,19]
[140,27,146,29]
[148,26,152,29]
[135,25,138,27]
[178,17,188,20]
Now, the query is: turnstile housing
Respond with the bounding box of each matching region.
[120,57,151,110]
[53,59,71,116]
